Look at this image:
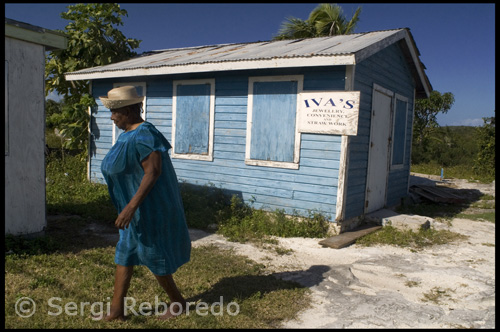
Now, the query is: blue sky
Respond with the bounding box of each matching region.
[5,3,495,126]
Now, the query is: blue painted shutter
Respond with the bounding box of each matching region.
[175,84,211,154]
[392,99,407,165]
[250,81,297,162]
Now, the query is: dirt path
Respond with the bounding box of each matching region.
[190,176,495,328]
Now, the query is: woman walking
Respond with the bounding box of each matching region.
[98,86,191,321]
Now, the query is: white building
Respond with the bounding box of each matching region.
[5,18,67,236]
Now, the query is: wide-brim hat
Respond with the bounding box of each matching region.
[99,86,144,109]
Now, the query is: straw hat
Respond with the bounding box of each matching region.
[99,86,144,109]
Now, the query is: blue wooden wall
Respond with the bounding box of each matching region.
[90,67,346,221]
[344,42,416,220]
[90,40,416,224]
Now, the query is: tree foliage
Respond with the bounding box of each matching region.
[45,3,141,152]
[473,116,495,177]
[411,90,455,164]
[273,3,361,40]
[413,90,455,144]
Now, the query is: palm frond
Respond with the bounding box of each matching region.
[272,16,316,40]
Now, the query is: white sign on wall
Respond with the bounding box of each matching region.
[297,91,360,135]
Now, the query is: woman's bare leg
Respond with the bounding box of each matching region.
[154,274,187,319]
[103,265,134,321]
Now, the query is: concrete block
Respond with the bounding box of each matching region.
[365,209,450,232]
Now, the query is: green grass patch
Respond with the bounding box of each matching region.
[216,197,331,243]
[45,153,117,222]
[411,162,495,184]
[5,243,310,329]
[455,211,495,223]
[356,226,468,250]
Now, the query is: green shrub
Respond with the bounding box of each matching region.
[216,196,330,243]
[45,152,117,222]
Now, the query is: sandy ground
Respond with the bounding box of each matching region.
[80,175,495,328]
[189,176,496,329]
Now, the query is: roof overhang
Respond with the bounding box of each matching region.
[5,18,67,51]
[64,54,356,81]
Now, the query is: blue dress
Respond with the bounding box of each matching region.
[101,121,191,276]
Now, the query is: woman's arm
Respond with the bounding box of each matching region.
[114,151,162,230]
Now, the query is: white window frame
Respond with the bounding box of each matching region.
[111,82,147,145]
[245,75,303,169]
[171,78,215,161]
[390,93,408,170]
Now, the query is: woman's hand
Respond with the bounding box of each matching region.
[115,204,136,230]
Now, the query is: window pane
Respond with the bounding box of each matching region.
[392,99,407,165]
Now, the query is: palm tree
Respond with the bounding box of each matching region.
[273,3,362,40]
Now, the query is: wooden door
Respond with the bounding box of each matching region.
[365,86,393,213]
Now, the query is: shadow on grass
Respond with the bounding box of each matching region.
[183,265,330,309]
[5,214,119,256]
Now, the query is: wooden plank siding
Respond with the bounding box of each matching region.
[89,67,346,220]
[344,42,416,220]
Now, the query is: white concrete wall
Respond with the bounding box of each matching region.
[5,37,46,236]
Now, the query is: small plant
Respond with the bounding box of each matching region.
[421,287,455,304]
[405,280,421,288]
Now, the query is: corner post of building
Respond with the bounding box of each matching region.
[335,64,356,228]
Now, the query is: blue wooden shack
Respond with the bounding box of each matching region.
[65,28,432,231]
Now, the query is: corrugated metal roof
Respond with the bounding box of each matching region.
[65,28,431,97]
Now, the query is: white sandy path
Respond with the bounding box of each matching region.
[190,208,495,328]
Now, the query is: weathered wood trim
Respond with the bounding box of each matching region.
[245,75,303,169]
[171,78,215,161]
[5,22,67,50]
[407,88,416,194]
[65,55,355,81]
[372,83,394,98]
[335,65,355,221]
[5,60,9,156]
[87,81,92,181]
[402,33,432,98]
